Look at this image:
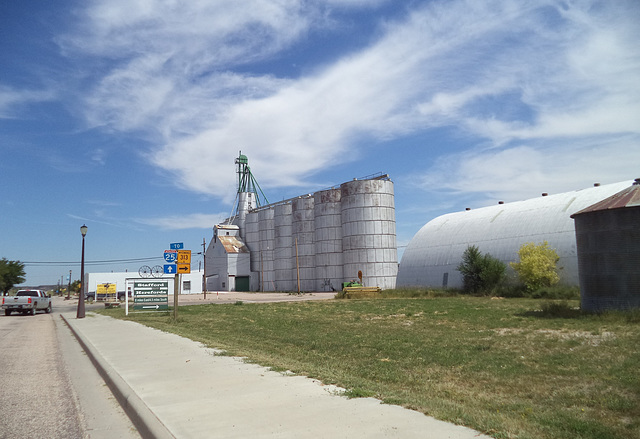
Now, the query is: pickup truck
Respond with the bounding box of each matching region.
[2,290,52,316]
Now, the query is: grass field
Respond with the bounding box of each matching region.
[99,295,639,439]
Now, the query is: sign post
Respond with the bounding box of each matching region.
[174,274,179,320]
[167,244,188,320]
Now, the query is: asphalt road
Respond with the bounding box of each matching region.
[0,296,140,439]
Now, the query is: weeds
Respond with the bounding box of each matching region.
[539,301,582,318]
[101,296,639,439]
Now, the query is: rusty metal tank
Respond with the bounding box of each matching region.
[571,178,640,311]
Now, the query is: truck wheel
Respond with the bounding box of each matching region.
[45,303,52,313]
[30,307,36,316]
[4,310,11,316]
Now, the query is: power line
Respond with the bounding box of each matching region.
[22,257,162,267]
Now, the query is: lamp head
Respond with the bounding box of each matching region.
[80,224,88,236]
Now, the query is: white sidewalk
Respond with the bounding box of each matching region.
[63,312,491,439]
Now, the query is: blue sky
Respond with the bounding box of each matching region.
[1,0,639,287]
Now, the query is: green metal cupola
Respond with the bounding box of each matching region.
[235,151,269,207]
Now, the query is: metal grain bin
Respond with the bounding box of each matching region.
[571,178,640,311]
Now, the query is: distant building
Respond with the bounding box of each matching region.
[397,181,632,289]
[84,271,204,299]
[206,225,252,292]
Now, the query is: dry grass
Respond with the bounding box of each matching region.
[100,296,639,439]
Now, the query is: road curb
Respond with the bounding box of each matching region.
[61,314,175,439]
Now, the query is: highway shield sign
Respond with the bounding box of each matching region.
[177,250,191,264]
[163,250,177,263]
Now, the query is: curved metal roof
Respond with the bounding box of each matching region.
[397,181,632,288]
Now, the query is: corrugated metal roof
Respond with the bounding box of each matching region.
[571,178,640,217]
[219,236,249,254]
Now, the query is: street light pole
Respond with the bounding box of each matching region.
[77,224,87,319]
[67,270,72,300]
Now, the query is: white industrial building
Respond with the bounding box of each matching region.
[396,181,632,289]
[206,224,251,292]
[83,270,204,299]
[205,154,398,292]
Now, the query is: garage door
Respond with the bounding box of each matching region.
[235,276,250,292]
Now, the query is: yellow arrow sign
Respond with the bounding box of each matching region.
[177,263,191,274]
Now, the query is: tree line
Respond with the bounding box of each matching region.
[456,241,561,296]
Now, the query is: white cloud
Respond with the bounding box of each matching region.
[135,213,227,230]
[419,134,640,204]
[64,0,640,201]
[0,85,56,118]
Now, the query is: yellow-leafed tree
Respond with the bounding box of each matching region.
[510,241,560,291]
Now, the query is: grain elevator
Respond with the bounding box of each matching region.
[205,154,397,292]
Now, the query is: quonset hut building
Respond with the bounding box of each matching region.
[205,154,398,292]
[396,181,633,289]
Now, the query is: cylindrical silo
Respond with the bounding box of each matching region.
[572,179,640,311]
[292,196,315,291]
[245,211,260,274]
[314,188,343,291]
[274,203,295,291]
[236,192,255,239]
[258,207,276,291]
[341,178,398,290]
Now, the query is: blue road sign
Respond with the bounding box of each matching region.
[164,250,177,263]
[170,242,184,250]
[164,264,177,274]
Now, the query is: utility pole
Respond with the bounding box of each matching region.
[202,237,207,299]
[295,237,300,294]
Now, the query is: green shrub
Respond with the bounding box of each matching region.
[457,245,506,295]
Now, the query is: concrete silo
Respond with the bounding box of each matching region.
[292,196,316,291]
[314,188,343,291]
[258,207,276,291]
[341,177,397,290]
[245,212,260,269]
[571,179,640,311]
[274,203,295,291]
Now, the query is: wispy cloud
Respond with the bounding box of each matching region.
[419,134,640,204]
[135,213,227,230]
[0,85,56,118]
[62,0,640,200]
